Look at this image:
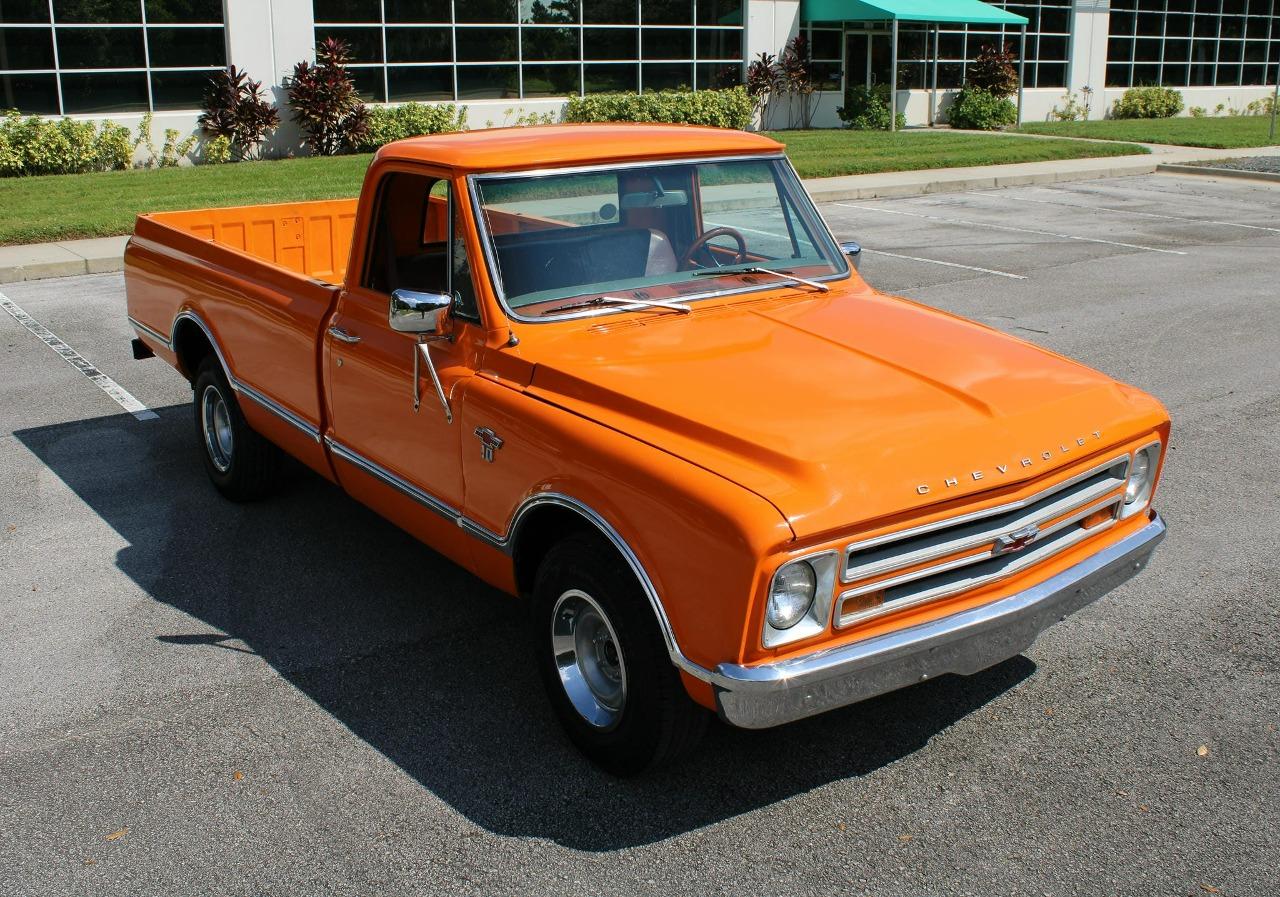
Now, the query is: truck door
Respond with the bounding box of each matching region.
[323,168,481,558]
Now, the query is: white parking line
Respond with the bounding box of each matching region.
[833,203,1189,255]
[0,291,158,421]
[966,189,1280,235]
[860,248,1026,280]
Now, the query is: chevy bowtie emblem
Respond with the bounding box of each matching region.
[993,524,1040,556]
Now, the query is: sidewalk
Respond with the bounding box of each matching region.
[2,141,1277,284]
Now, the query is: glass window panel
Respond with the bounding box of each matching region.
[1244,17,1270,39]
[696,28,739,60]
[698,0,741,26]
[583,0,636,24]
[1166,0,1193,10]
[147,26,224,68]
[456,27,518,61]
[348,65,386,101]
[149,69,212,109]
[52,0,141,23]
[1038,34,1068,60]
[1108,37,1135,63]
[1133,37,1162,62]
[643,0,692,25]
[314,27,383,63]
[1035,61,1066,87]
[1194,0,1221,10]
[388,64,452,100]
[521,62,580,95]
[897,29,925,61]
[57,26,145,68]
[1105,62,1132,86]
[1039,8,1068,32]
[0,0,50,23]
[384,0,450,22]
[1109,11,1136,35]
[937,32,964,59]
[1220,16,1245,38]
[60,70,147,111]
[386,27,451,63]
[1217,40,1243,62]
[1240,63,1266,84]
[1191,36,1217,63]
[145,0,223,23]
[1214,63,1241,84]
[1160,62,1188,84]
[1163,13,1192,36]
[642,27,690,59]
[524,26,578,61]
[641,61,690,90]
[1135,12,1163,37]
[456,0,517,23]
[1243,39,1267,61]
[696,61,741,88]
[1131,62,1159,83]
[809,28,840,60]
[313,0,380,22]
[937,60,963,86]
[0,73,58,112]
[0,26,54,69]
[583,61,635,90]
[1163,37,1190,60]
[1221,0,1246,11]
[521,0,579,24]
[456,64,518,97]
[584,27,637,59]
[1188,56,1213,83]
[895,61,925,89]
[1192,15,1218,37]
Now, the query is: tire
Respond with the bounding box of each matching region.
[533,532,708,776]
[193,355,281,502]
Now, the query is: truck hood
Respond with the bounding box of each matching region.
[523,284,1164,540]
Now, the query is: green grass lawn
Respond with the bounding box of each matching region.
[1017,116,1279,149]
[0,130,1146,246]
[766,129,1147,179]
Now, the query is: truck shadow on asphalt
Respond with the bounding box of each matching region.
[17,406,1035,852]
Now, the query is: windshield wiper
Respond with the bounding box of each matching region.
[691,266,830,293]
[540,295,692,316]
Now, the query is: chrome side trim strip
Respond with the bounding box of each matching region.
[128,315,172,350]
[170,310,321,443]
[714,514,1167,728]
[324,436,458,522]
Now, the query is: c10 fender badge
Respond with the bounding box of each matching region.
[474,426,504,463]
[915,430,1104,495]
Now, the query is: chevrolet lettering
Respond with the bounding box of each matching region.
[124,124,1169,775]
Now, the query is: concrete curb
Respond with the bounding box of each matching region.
[1156,163,1280,184]
[0,236,129,285]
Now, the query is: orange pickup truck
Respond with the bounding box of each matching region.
[125,124,1168,775]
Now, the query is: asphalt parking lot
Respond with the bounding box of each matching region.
[1,173,1277,897]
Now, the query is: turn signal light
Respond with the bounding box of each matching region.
[842,590,886,615]
[1082,507,1114,529]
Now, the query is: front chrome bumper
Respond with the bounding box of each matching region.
[714,513,1167,729]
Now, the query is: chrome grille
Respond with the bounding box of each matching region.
[836,455,1130,629]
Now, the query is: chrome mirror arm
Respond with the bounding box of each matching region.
[415,336,453,423]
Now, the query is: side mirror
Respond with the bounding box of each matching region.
[840,241,862,271]
[390,289,451,334]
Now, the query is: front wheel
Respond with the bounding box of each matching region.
[193,356,281,502]
[533,533,708,776]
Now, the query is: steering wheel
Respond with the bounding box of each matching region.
[680,226,748,270]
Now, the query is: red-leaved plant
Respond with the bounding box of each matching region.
[284,38,370,156]
[198,66,280,161]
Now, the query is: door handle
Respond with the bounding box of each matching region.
[328,325,361,344]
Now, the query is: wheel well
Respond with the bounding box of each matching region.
[172,318,215,383]
[511,505,600,598]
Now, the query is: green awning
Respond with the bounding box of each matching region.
[803,0,1028,25]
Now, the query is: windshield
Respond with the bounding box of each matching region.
[471,157,848,320]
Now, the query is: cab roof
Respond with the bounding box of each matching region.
[375,123,785,173]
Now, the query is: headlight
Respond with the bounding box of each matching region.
[767,561,817,630]
[1122,442,1161,517]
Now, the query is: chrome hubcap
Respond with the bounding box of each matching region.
[201,384,234,473]
[551,589,627,730]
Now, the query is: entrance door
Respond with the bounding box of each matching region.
[844,31,894,90]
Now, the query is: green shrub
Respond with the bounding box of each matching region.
[1111,86,1183,119]
[0,110,135,177]
[947,88,1017,130]
[354,102,468,152]
[203,134,233,164]
[836,84,905,131]
[564,87,754,130]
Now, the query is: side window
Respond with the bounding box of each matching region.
[364,171,481,324]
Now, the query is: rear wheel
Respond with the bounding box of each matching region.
[533,532,708,776]
[193,356,280,502]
